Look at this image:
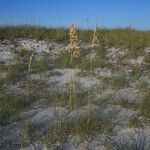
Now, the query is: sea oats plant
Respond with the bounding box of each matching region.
[66,23,80,135]
[28,53,34,73]
[92,27,99,46]
[65,23,80,110]
[26,53,34,111]
[90,26,100,67]
[86,26,100,131]
[66,23,79,62]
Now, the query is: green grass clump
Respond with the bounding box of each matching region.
[20,121,40,146]
[144,53,150,70]
[128,115,141,128]
[54,45,106,70]
[0,93,27,125]
[45,88,89,108]
[139,94,150,118]
[111,75,129,89]
[45,110,117,146]
[31,54,54,74]
[3,49,32,84]
[5,63,28,84]
[138,80,150,94]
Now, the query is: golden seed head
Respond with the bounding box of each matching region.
[28,53,34,73]
[66,23,79,58]
[92,27,99,46]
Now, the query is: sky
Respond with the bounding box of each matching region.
[0,0,150,30]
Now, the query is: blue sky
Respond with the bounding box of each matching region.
[0,0,150,29]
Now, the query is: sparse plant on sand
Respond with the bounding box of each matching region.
[65,23,80,110]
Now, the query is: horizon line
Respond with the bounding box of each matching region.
[0,23,150,31]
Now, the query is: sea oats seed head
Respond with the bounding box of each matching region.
[92,27,99,46]
[28,53,34,73]
[66,23,79,58]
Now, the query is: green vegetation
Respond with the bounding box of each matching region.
[128,115,141,128]
[111,75,129,89]
[0,25,69,41]
[0,25,150,148]
[139,94,150,118]
[45,110,117,146]
[0,25,150,51]
[20,121,40,146]
[0,93,27,124]
[54,45,106,69]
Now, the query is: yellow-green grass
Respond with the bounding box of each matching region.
[0,25,150,52]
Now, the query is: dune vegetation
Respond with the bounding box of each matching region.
[0,24,150,149]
